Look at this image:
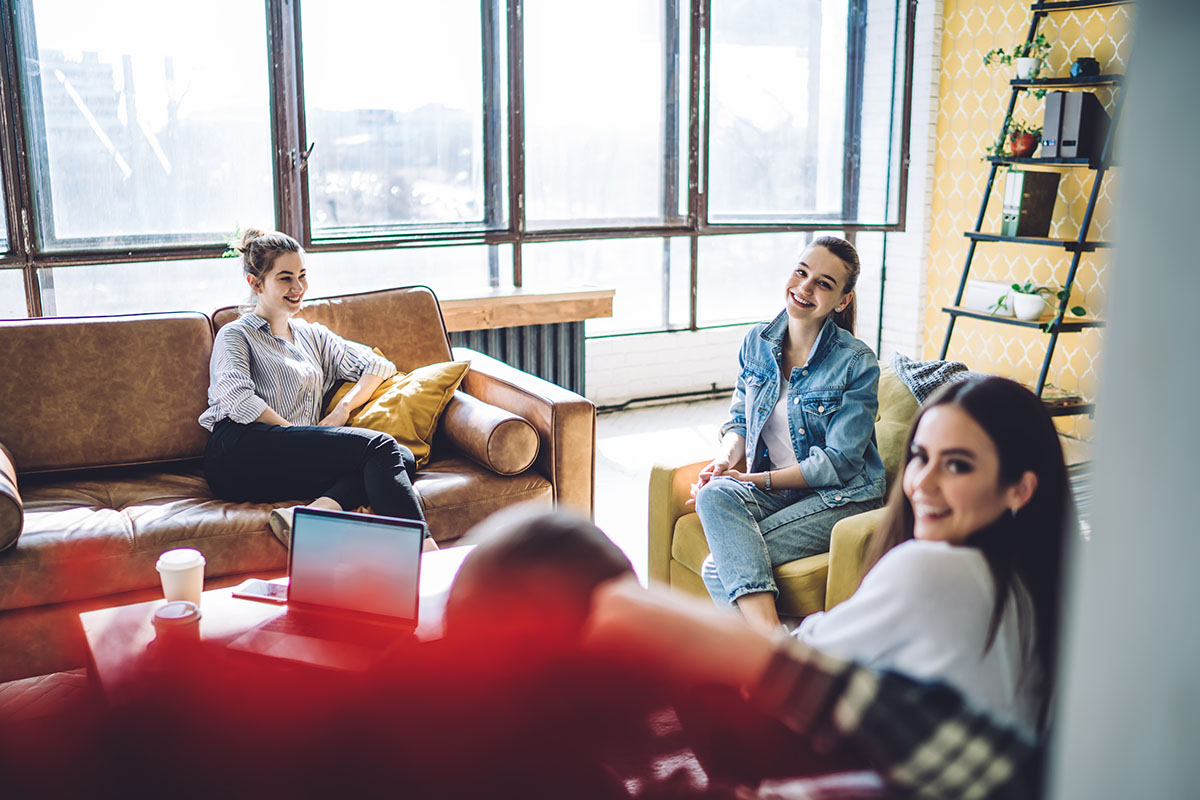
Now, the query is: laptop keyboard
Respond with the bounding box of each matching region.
[261,611,405,648]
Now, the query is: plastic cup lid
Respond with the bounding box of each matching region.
[153,601,202,626]
[156,548,205,571]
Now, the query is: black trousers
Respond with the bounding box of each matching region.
[204,419,424,523]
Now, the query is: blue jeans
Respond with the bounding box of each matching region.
[695,476,880,605]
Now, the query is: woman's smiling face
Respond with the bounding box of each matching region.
[251,251,307,318]
[902,404,1032,544]
[784,244,851,323]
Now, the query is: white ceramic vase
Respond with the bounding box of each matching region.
[1015,57,1043,80]
[1013,292,1048,321]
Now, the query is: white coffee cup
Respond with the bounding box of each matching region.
[156,548,206,606]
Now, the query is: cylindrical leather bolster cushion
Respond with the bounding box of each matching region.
[0,444,23,553]
[440,392,539,476]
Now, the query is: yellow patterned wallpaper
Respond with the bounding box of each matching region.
[926,0,1132,437]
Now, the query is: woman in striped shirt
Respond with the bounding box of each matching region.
[199,229,435,550]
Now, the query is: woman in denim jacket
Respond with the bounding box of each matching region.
[693,236,885,633]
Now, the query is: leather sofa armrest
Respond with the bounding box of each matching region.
[825,506,887,611]
[0,442,23,553]
[647,459,709,586]
[453,347,596,514]
[439,391,540,476]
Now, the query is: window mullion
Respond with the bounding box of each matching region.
[688,0,708,330]
[268,0,305,243]
[1,1,41,314]
[507,0,525,286]
[842,0,867,222]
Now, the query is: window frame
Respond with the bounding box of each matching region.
[0,0,917,327]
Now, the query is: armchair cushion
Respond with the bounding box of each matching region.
[324,359,470,468]
[439,391,539,476]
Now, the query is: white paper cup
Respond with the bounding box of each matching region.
[156,548,206,606]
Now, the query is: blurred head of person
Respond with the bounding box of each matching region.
[443,505,635,649]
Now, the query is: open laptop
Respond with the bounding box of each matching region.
[229,507,425,671]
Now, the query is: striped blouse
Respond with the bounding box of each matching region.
[199,313,396,431]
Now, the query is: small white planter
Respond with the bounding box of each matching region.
[1015,57,1043,80]
[1012,292,1048,321]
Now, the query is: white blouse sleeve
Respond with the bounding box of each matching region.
[206,326,269,424]
[308,322,397,384]
[794,542,996,671]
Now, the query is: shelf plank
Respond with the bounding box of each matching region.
[1043,400,1096,418]
[1031,1,1133,10]
[1011,74,1123,88]
[439,288,614,332]
[943,306,1106,332]
[963,232,1112,251]
[987,156,1096,168]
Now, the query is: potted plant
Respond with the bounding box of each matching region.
[1007,119,1042,158]
[999,281,1088,323]
[984,33,1052,80]
[986,117,1042,160]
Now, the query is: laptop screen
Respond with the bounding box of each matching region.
[288,509,424,622]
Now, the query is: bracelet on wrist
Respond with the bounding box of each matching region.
[764,470,773,491]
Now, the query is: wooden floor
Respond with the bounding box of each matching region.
[594,396,729,582]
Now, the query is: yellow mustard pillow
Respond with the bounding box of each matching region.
[324,358,471,468]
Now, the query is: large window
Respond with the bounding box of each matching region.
[524,0,686,228]
[708,2,846,220]
[15,0,274,250]
[301,0,503,237]
[0,0,915,334]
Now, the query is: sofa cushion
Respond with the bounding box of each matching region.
[5,465,286,613]
[325,360,470,468]
[876,366,921,490]
[0,445,21,553]
[213,286,454,374]
[438,392,540,476]
[0,313,213,474]
[890,353,985,405]
[415,455,554,542]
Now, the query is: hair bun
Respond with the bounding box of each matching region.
[238,227,267,252]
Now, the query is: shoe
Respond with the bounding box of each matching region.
[268,506,297,548]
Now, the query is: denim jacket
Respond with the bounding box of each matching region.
[721,312,886,508]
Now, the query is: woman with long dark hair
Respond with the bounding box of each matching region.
[793,376,1071,731]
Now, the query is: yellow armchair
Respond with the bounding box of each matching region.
[646,365,919,615]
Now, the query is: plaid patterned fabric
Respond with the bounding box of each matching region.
[748,639,1042,799]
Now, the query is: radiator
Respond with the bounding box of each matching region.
[449,321,586,395]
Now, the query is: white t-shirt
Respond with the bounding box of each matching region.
[760,386,799,470]
[795,539,1042,733]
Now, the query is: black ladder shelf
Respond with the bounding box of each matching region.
[938,0,1133,418]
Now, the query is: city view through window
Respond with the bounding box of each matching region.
[1,0,911,336]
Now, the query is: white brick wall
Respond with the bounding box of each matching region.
[878,0,942,365]
[586,325,753,407]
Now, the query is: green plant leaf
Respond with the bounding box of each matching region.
[1070,306,1087,317]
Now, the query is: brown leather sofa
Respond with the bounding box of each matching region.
[0,286,596,682]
